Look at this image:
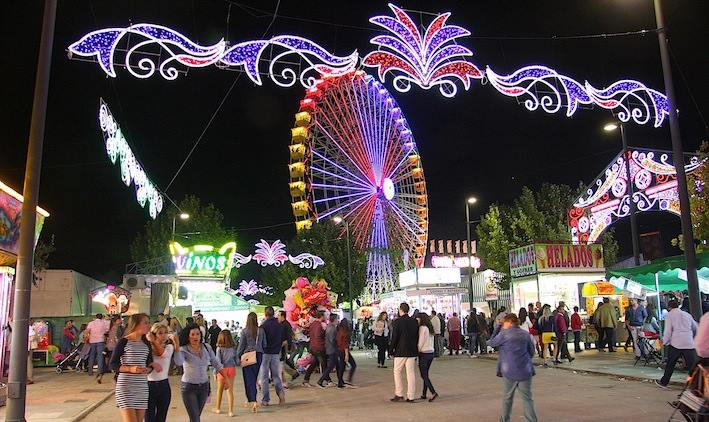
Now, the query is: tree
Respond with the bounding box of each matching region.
[129,195,235,274]
[678,141,709,252]
[260,220,367,307]
[476,183,619,285]
[32,235,55,286]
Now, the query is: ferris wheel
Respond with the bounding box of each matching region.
[288,71,428,299]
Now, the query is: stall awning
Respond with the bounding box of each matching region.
[606,252,709,292]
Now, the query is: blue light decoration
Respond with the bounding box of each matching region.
[69,6,671,127]
[69,24,357,88]
[98,99,164,219]
[362,3,483,98]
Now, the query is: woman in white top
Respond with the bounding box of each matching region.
[146,323,183,422]
[416,313,438,402]
[373,312,389,368]
[518,308,533,333]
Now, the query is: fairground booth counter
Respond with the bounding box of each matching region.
[0,180,49,374]
[376,267,465,317]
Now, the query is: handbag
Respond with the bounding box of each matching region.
[241,350,257,367]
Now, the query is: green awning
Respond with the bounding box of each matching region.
[607,251,709,292]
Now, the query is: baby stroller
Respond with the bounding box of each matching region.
[55,343,87,373]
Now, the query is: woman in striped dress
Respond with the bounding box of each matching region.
[109,313,162,422]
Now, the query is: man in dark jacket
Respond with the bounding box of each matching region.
[467,308,480,356]
[303,311,328,386]
[259,306,285,405]
[389,302,419,402]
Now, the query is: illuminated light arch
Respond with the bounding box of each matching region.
[69,5,670,127]
[569,149,705,243]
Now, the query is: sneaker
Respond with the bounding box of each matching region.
[302,382,313,388]
[469,354,478,358]
[655,380,669,389]
[381,365,387,368]
[390,396,404,402]
[317,381,327,389]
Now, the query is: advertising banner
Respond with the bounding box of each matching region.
[535,243,604,272]
[0,181,48,266]
[509,245,537,277]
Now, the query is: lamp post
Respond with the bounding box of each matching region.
[172,212,190,241]
[604,122,641,266]
[652,0,701,320]
[333,216,353,328]
[465,197,478,313]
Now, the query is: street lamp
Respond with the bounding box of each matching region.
[333,216,353,328]
[172,212,190,241]
[604,121,641,266]
[465,196,478,314]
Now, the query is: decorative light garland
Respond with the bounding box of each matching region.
[98,99,163,219]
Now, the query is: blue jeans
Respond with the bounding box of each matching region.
[181,381,209,422]
[147,379,171,422]
[468,333,478,354]
[242,352,262,402]
[87,342,104,375]
[501,378,537,422]
[318,352,343,386]
[418,352,436,396]
[258,353,284,403]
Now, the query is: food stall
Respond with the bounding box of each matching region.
[377,267,465,317]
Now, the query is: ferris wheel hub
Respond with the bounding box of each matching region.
[381,177,395,201]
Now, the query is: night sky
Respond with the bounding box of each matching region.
[2,1,708,282]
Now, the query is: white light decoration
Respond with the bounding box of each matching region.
[226,239,325,270]
[99,99,164,219]
[569,148,705,243]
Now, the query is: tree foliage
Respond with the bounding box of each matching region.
[259,220,367,307]
[476,183,619,283]
[685,141,709,252]
[129,195,235,274]
[32,235,56,286]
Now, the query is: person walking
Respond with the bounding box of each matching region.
[538,306,555,367]
[447,312,461,355]
[213,330,237,416]
[337,318,357,385]
[303,310,328,386]
[98,317,124,384]
[61,320,76,355]
[258,306,286,405]
[277,310,299,383]
[146,322,182,422]
[207,319,221,354]
[177,322,227,422]
[86,313,109,379]
[373,312,390,368]
[625,299,648,360]
[318,314,343,388]
[597,298,618,352]
[109,313,161,422]
[570,307,583,353]
[467,308,480,357]
[417,312,438,401]
[554,304,573,364]
[389,302,419,403]
[488,313,538,422]
[236,312,262,413]
[656,299,698,388]
[431,310,442,357]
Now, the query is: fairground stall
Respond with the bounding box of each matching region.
[0,180,49,375]
[376,267,464,317]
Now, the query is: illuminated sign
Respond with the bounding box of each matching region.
[509,245,537,277]
[0,180,49,266]
[431,255,480,269]
[509,243,605,278]
[169,242,236,278]
[90,285,131,315]
[398,267,461,288]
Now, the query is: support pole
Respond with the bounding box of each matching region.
[466,202,474,311]
[6,1,56,420]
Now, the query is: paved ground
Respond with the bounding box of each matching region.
[83,350,685,421]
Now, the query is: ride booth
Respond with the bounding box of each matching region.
[384,267,465,317]
[0,180,49,376]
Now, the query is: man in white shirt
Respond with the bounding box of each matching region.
[431,310,442,357]
[86,313,109,377]
[656,300,698,388]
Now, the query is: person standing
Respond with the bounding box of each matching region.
[597,298,618,352]
[570,306,583,353]
[554,304,573,364]
[337,318,357,385]
[373,312,389,368]
[625,299,648,359]
[86,313,109,379]
[389,302,419,403]
[538,306,555,367]
[258,306,286,405]
[61,320,76,355]
[466,308,480,357]
[98,317,124,384]
[417,312,438,401]
[207,319,221,354]
[156,313,168,328]
[213,330,237,416]
[656,299,698,388]
[317,314,343,388]
[303,311,328,386]
[488,313,538,422]
[109,313,162,422]
[236,312,262,413]
[277,311,298,383]
[431,310,442,357]
[447,312,461,355]
[146,322,182,422]
[478,311,489,354]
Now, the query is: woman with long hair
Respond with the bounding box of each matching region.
[416,312,438,401]
[372,312,389,368]
[98,317,124,384]
[235,312,262,413]
[176,323,226,422]
[538,305,555,367]
[336,318,356,384]
[145,322,182,422]
[109,313,161,422]
[213,329,237,416]
[518,308,532,332]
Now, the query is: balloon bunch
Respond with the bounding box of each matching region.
[282,277,336,330]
